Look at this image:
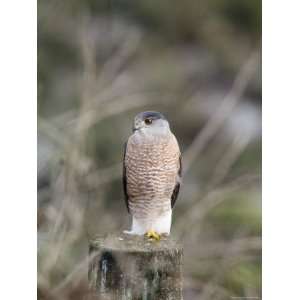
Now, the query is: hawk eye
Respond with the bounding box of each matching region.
[144,118,152,125]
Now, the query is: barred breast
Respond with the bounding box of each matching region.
[125,132,180,219]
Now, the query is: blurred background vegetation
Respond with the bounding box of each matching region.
[37,0,261,299]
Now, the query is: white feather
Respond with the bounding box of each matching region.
[124,210,172,235]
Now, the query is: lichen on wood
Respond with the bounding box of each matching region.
[88,233,183,300]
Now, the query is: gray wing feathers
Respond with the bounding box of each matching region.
[171,154,182,208]
[122,142,130,213]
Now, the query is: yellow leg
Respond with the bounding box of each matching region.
[146,229,161,241]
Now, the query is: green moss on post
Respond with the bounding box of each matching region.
[88,233,183,300]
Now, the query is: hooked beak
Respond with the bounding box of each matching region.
[133,119,143,132]
[132,122,140,132]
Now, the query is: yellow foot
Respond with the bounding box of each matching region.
[146,229,161,241]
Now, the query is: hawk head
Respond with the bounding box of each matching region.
[133,111,170,134]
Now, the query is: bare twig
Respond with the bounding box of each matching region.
[183,51,259,174]
[209,131,252,187]
[53,251,99,294]
[176,173,259,236]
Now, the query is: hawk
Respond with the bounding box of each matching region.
[123,111,181,239]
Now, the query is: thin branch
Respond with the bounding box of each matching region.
[175,173,259,236]
[183,51,259,174]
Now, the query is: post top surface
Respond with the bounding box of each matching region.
[89,233,183,253]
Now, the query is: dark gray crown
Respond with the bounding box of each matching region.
[136,111,167,121]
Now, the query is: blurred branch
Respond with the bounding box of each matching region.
[209,131,252,187]
[97,28,141,88]
[177,123,257,238]
[85,163,122,188]
[183,50,259,174]
[199,253,259,300]
[53,251,99,294]
[73,91,160,132]
[176,173,259,237]
[38,117,71,149]
[186,237,261,260]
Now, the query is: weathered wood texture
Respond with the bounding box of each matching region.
[88,234,183,300]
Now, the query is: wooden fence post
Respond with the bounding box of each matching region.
[88,233,183,300]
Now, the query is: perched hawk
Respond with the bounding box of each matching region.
[123,111,181,238]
